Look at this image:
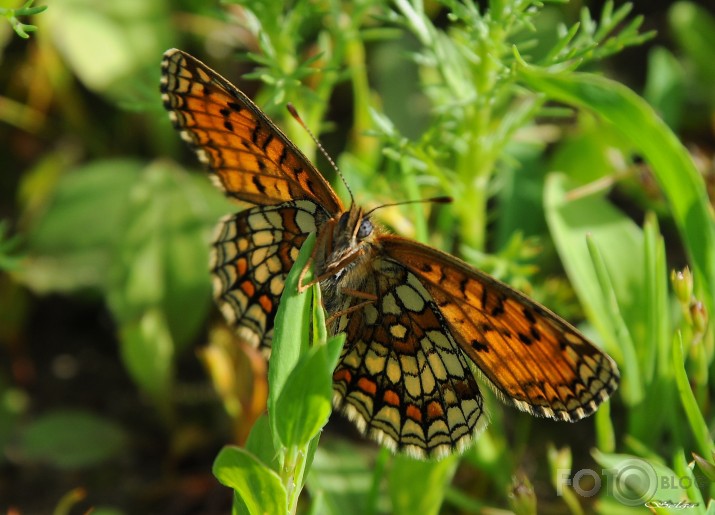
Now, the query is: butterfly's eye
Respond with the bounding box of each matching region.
[357,218,373,240]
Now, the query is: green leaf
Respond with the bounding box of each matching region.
[118,307,174,409]
[245,414,279,473]
[107,161,231,352]
[213,446,287,515]
[274,333,344,448]
[544,173,643,405]
[268,232,316,449]
[518,63,715,316]
[593,451,690,508]
[669,2,715,100]
[643,47,686,130]
[389,454,459,515]
[306,444,382,515]
[42,0,172,100]
[673,333,714,459]
[21,159,144,293]
[103,160,232,405]
[18,410,127,469]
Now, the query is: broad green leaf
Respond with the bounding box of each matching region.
[389,454,459,515]
[245,414,279,473]
[518,63,715,315]
[21,159,144,293]
[42,0,172,101]
[593,451,690,508]
[18,410,126,469]
[118,307,174,409]
[213,446,287,515]
[108,160,231,352]
[307,443,384,515]
[274,333,344,448]
[98,160,232,404]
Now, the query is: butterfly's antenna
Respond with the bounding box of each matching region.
[364,196,452,217]
[286,103,354,206]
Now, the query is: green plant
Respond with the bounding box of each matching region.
[11,0,715,512]
[1,0,46,39]
[197,0,715,513]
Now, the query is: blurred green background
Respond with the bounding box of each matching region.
[1,0,715,513]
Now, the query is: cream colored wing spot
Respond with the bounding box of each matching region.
[389,323,408,339]
[381,293,401,316]
[395,283,426,312]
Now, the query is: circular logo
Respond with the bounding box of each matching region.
[610,459,658,506]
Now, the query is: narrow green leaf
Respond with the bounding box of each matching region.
[586,235,643,404]
[519,64,715,315]
[268,232,316,449]
[643,47,686,130]
[676,450,706,508]
[673,333,714,458]
[643,213,669,386]
[669,2,715,94]
[544,174,644,404]
[213,446,287,515]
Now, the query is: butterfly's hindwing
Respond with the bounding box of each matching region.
[212,200,329,352]
[330,256,485,458]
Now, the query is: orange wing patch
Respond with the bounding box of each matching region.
[382,235,619,422]
[161,49,343,212]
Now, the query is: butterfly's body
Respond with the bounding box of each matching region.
[161,48,619,459]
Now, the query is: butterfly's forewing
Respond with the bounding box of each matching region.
[381,235,620,421]
[160,49,343,212]
[161,49,343,350]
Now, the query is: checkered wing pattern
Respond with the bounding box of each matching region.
[160,49,342,212]
[331,257,485,458]
[212,200,329,352]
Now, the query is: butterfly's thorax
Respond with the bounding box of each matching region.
[315,205,380,316]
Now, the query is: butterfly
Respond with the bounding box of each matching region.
[160,48,619,459]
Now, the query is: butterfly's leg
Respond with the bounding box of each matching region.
[298,229,332,293]
[324,288,378,326]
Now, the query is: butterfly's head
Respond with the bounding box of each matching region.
[334,206,375,249]
[317,205,378,281]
